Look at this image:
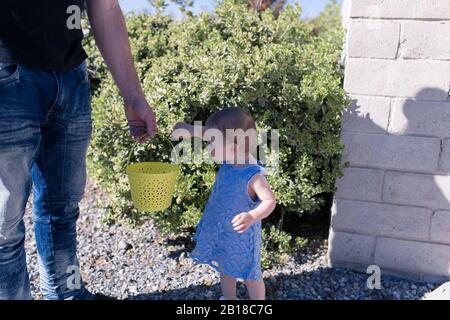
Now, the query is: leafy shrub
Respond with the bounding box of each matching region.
[85,0,347,267]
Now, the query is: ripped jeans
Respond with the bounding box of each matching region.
[0,60,92,299]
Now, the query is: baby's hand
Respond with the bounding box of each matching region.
[232,212,257,234]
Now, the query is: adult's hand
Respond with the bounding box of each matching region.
[124,97,158,143]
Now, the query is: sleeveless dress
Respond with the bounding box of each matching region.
[190,162,266,281]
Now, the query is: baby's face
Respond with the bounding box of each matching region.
[204,127,230,163]
[204,127,254,164]
[206,138,231,163]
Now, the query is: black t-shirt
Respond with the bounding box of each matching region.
[0,0,88,71]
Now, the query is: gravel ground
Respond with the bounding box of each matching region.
[24,179,439,300]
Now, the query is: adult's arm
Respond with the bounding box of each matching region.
[86,0,157,143]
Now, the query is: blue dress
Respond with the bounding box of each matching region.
[190,162,266,281]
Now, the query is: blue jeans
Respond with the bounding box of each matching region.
[0,60,92,299]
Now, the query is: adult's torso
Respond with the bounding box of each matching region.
[0,0,88,72]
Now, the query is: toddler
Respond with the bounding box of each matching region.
[172,107,276,300]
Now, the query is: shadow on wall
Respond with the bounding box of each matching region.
[330,86,450,282]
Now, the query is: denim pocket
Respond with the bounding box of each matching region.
[75,61,90,85]
[0,61,19,86]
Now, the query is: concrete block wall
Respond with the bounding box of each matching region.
[328,0,450,282]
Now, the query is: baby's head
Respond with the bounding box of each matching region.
[204,107,258,165]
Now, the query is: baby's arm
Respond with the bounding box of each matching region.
[232,174,276,234]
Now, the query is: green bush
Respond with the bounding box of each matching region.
[85,0,347,267]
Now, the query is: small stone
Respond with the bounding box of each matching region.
[118,241,132,252]
[203,279,214,286]
[129,286,138,293]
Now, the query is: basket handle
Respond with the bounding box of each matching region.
[126,131,180,167]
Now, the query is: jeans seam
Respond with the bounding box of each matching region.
[47,73,60,118]
[61,123,67,201]
[38,139,55,258]
[38,144,61,298]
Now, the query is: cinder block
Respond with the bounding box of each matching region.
[341,0,352,27]
[390,99,450,138]
[438,139,450,173]
[332,199,432,241]
[431,210,450,245]
[342,96,391,133]
[344,58,450,101]
[383,171,450,210]
[374,237,450,277]
[328,230,375,265]
[350,0,450,20]
[335,167,384,201]
[347,21,400,59]
[341,132,441,172]
[402,21,450,60]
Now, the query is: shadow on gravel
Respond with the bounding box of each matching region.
[126,267,436,301]
[165,234,196,260]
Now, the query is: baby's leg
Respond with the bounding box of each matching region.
[245,278,265,300]
[220,274,237,300]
